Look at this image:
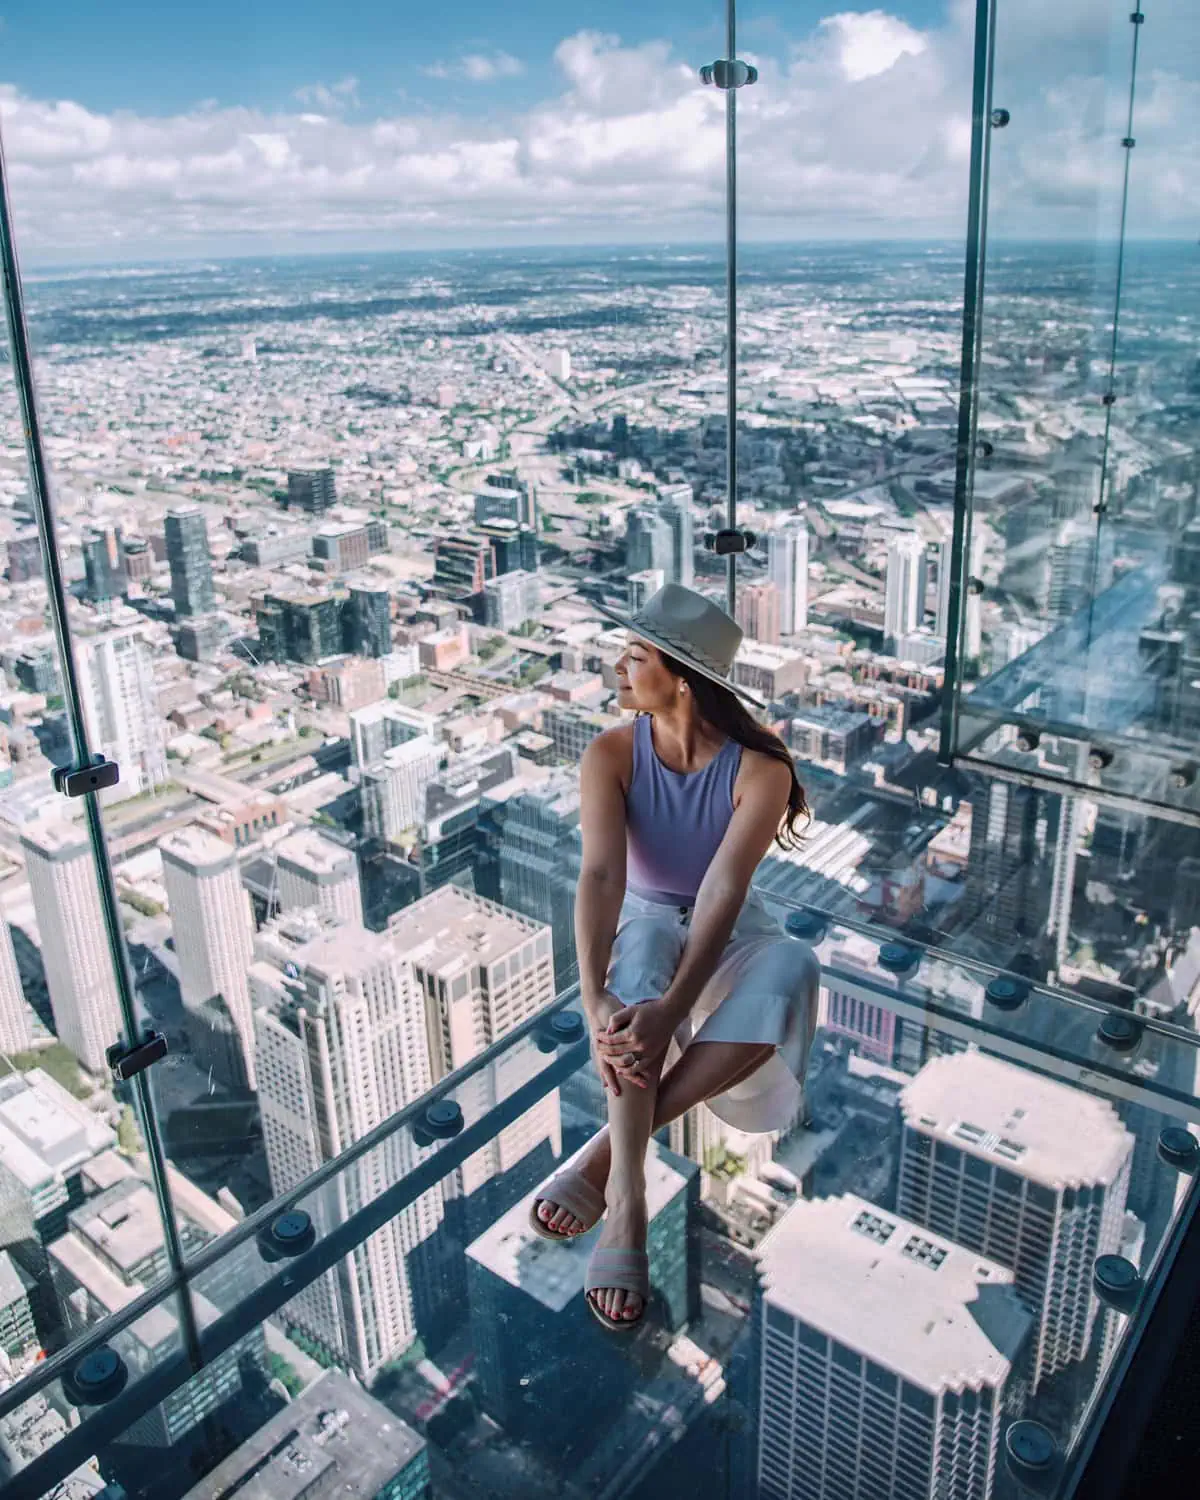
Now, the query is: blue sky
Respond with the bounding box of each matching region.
[0,1,1193,261]
[0,1,947,115]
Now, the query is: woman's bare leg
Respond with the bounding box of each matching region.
[539,1040,776,1238]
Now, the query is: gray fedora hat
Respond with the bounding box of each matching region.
[594,583,766,710]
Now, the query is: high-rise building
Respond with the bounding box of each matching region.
[545,347,571,381]
[434,538,493,598]
[736,580,782,645]
[659,492,695,589]
[81,526,125,603]
[1048,519,1114,619]
[48,1172,261,1452]
[344,586,391,658]
[474,476,534,530]
[898,1051,1133,1390]
[21,822,122,1075]
[257,591,344,665]
[361,736,443,842]
[482,570,537,632]
[349,701,437,771]
[884,531,928,650]
[287,467,337,513]
[769,520,809,635]
[417,745,518,895]
[75,625,168,802]
[931,531,983,654]
[964,768,1070,954]
[181,1371,431,1500]
[311,521,388,575]
[626,509,674,579]
[275,827,364,928]
[6,532,42,584]
[159,827,257,1090]
[0,917,30,1053]
[753,1193,1031,1500]
[164,507,216,618]
[627,568,664,613]
[466,1142,698,1460]
[175,614,225,663]
[387,888,557,1200]
[485,771,582,987]
[251,917,440,1378]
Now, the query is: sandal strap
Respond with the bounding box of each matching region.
[535,1166,605,1226]
[585,1247,649,1297]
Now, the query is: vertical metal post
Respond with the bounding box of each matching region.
[0,123,200,1360]
[938,0,997,764]
[724,0,738,618]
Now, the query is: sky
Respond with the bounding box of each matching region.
[0,1,1196,263]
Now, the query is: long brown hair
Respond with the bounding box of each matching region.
[658,653,809,849]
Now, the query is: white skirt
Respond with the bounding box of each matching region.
[605,887,818,1134]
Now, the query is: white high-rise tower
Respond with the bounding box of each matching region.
[22,822,122,1074]
[898,1051,1133,1390]
[160,826,257,1088]
[275,828,364,928]
[75,625,167,803]
[755,1193,1031,1500]
[884,531,928,650]
[768,520,809,635]
[251,916,441,1380]
[0,909,31,1053]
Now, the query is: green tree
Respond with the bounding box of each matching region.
[117,1104,142,1157]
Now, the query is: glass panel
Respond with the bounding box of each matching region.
[3,995,1195,1498]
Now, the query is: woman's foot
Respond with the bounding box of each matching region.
[586,1184,648,1323]
[535,1131,611,1236]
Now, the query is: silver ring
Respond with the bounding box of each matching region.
[624,1053,636,1067]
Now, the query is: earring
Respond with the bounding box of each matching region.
[679,684,686,694]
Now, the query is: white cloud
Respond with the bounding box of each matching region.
[422,50,524,83]
[820,10,928,82]
[0,10,1196,260]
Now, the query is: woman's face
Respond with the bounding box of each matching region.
[615,636,678,712]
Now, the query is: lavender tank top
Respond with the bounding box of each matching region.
[625,714,742,904]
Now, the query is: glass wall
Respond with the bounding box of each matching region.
[0,1,1197,1498]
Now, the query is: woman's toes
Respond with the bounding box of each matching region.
[624,1298,641,1320]
[610,1290,626,1320]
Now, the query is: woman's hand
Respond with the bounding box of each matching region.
[583,989,626,1096]
[595,999,677,1089]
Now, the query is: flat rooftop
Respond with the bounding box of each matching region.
[757,1193,1030,1392]
[275,827,355,878]
[387,887,547,979]
[0,1071,114,1189]
[901,1050,1133,1190]
[181,1370,425,1500]
[466,1141,690,1313]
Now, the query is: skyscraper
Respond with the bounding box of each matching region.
[0,917,30,1053]
[627,568,665,613]
[884,531,928,650]
[287,467,337,513]
[736,580,782,645]
[898,1051,1133,1390]
[251,917,440,1379]
[753,1193,1030,1500]
[164,507,216,619]
[75,625,168,802]
[275,827,364,928]
[81,526,125,604]
[159,827,257,1090]
[768,520,809,635]
[488,772,582,987]
[344,586,391,659]
[361,736,443,842]
[21,822,123,1075]
[257,592,344,664]
[626,509,674,580]
[963,766,1072,956]
[659,491,695,589]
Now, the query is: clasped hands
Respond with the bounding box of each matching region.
[586,993,678,1095]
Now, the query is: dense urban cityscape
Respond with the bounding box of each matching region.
[0,227,1194,1500]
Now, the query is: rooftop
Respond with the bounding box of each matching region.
[388,886,548,979]
[181,1370,426,1500]
[466,1141,690,1313]
[901,1051,1134,1189]
[159,824,239,876]
[0,1071,114,1189]
[275,827,355,879]
[757,1193,1031,1392]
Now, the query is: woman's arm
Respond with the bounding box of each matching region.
[575,730,629,1006]
[657,753,792,1027]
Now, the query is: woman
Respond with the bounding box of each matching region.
[530,583,819,1332]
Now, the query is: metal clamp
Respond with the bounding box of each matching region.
[700,60,758,90]
[52,754,120,798]
[107,1030,168,1083]
[704,528,756,556]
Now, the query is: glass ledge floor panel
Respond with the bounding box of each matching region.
[3,967,1198,1500]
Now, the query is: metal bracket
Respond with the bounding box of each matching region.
[699,59,758,90]
[107,1031,168,1084]
[704,528,756,556]
[52,754,120,798]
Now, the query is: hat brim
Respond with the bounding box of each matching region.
[593,601,768,711]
